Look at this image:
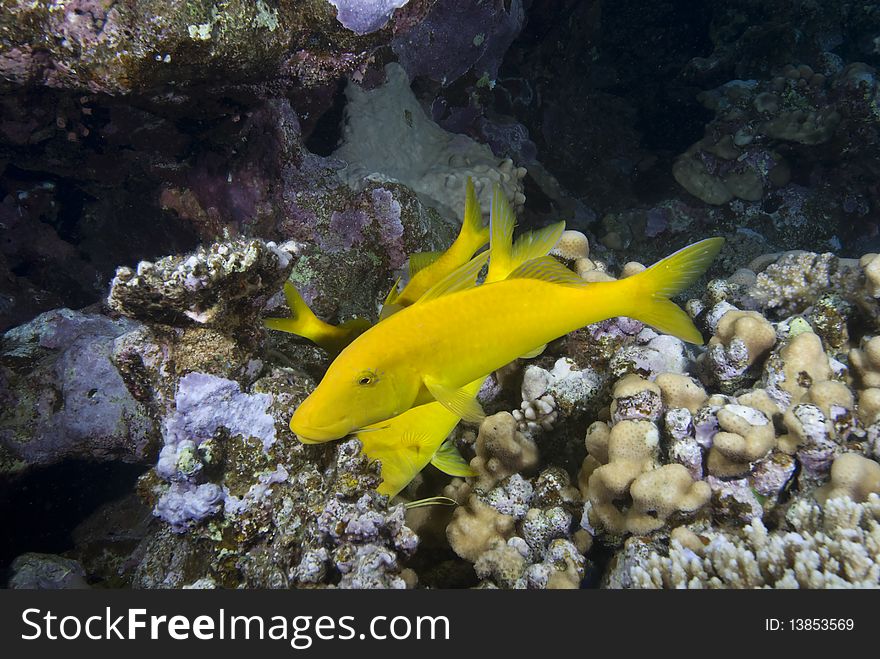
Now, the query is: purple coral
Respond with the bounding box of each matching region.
[327,0,410,35]
[163,372,276,452]
[152,372,279,531]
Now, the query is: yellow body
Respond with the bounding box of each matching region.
[290,237,724,443]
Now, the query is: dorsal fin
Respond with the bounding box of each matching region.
[512,221,566,270]
[486,183,516,283]
[407,251,441,279]
[460,177,488,249]
[507,255,587,287]
[417,250,489,304]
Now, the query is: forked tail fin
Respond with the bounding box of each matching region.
[265,282,366,354]
[620,237,724,344]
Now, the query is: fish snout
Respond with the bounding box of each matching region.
[289,398,349,443]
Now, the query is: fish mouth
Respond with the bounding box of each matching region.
[293,423,390,444]
[289,418,350,444]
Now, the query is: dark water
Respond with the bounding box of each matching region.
[0,462,147,580]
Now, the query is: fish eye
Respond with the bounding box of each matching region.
[356,370,378,386]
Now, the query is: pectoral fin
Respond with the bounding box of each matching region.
[424,376,486,424]
[519,344,547,359]
[431,439,477,477]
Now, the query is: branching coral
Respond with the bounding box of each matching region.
[613,494,880,588]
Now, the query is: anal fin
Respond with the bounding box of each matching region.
[431,439,477,477]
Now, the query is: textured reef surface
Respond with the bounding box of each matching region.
[2,1,880,589]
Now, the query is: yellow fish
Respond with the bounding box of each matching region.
[291,235,724,443]
[379,177,489,318]
[355,186,565,496]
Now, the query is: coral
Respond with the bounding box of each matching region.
[108,239,294,342]
[673,136,787,205]
[484,473,534,518]
[452,462,585,589]
[611,495,880,588]
[702,309,776,393]
[850,336,880,389]
[327,1,409,35]
[333,63,526,221]
[859,389,880,426]
[550,230,590,262]
[861,253,880,298]
[609,375,663,424]
[150,371,281,532]
[655,373,707,413]
[608,329,687,380]
[8,553,89,589]
[665,409,704,480]
[583,416,711,536]
[133,436,417,589]
[447,493,516,563]
[627,465,712,535]
[582,419,657,535]
[748,252,860,317]
[514,358,603,432]
[314,493,418,588]
[470,412,540,491]
[673,61,880,216]
[763,331,833,410]
[0,308,157,475]
[815,454,880,505]
[706,404,776,478]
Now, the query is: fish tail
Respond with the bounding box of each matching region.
[620,238,724,345]
[265,282,349,352]
[459,177,490,253]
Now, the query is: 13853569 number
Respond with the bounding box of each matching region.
[790,618,854,631]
